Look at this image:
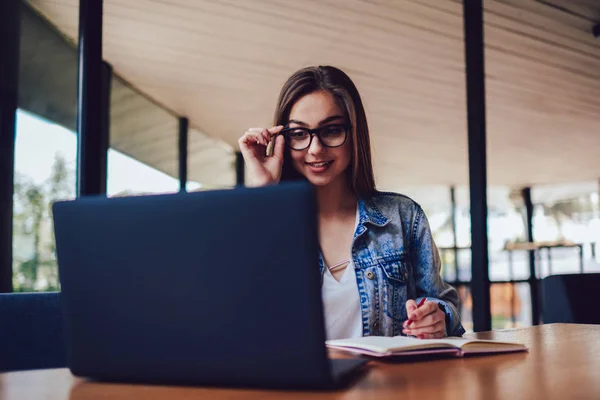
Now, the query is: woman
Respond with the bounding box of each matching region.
[239,66,465,340]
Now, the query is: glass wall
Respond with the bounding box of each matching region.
[106,77,231,195]
[532,182,600,276]
[13,111,76,292]
[13,4,79,291]
[482,0,600,329]
[107,77,181,196]
[408,181,600,331]
[408,185,532,331]
[12,3,229,293]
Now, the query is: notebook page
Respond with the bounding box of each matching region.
[326,336,462,353]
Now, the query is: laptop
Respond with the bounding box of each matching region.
[52,182,367,389]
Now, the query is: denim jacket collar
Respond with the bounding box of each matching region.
[319,196,390,274]
[357,196,390,230]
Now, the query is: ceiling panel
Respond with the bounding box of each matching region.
[27,0,600,189]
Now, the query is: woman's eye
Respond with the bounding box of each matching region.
[289,130,308,138]
[322,126,344,136]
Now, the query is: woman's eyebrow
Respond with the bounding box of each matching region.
[318,115,345,125]
[288,115,345,127]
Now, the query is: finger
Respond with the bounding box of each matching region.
[248,128,266,145]
[263,126,283,148]
[272,134,285,160]
[239,133,267,164]
[403,320,445,336]
[404,307,445,328]
[267,125,284,135]
[408,301,438,322]
[260,129,271,146]
[252,130,265,146]
[244,126,282,143]
[238,137,258,162]
[265,131,279,157]
[416,332,445,340]
[403,309,444,330]
[405,299,418,315]
[404,323,444,336]
[240,131,260,146]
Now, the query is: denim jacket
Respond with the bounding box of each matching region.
[318,191,465,337]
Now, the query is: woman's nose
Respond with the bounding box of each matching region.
[307,134,325,155]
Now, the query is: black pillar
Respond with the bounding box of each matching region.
[0,0,21,293]
[450,187,459,277]
[449,186,463,315]
[100,61,111,191]
[522,187,540,325]
[178,117,188,192]
[463,0,491,332]
[77,0,108,197]
[236,152,245,186]
[596,178,600,261]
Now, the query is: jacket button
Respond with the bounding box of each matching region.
[366,271,375,280]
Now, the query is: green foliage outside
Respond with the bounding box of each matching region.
[12,153,73,292]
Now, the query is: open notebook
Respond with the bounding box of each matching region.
[326,336,528,358]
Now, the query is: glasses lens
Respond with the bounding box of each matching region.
[319,125,347,147]
[285,128,311,150]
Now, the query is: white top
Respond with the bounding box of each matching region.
[321,209,362,340]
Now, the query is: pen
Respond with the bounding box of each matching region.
[406,297,427,326]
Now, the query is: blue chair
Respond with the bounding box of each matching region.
[541,273,600,324]
[0,292,66,372]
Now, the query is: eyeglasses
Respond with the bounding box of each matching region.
[279,123,349,151]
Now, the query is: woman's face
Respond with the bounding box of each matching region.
[286,91,352,188]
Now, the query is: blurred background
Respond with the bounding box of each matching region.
[7,0,600,332]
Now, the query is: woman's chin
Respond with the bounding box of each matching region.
[304,173,336,187]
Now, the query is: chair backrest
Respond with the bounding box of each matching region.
[0,292,66,372]
[541,273,600,324]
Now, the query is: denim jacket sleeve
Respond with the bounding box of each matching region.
[412,206,466,337]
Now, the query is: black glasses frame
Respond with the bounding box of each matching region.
[279,123,350,151]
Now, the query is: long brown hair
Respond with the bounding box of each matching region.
[273,66,376,197]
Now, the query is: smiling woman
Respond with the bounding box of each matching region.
[283,92,354,189]
[275,67,375,198]
[238,66,465,341]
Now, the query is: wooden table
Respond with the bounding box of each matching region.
[1,324,599,399]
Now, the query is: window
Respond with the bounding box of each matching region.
[13,110,76,292]
[107,77,182,196]
[12,2,80,292]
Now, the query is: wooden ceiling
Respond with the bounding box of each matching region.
[27,0,600,190]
